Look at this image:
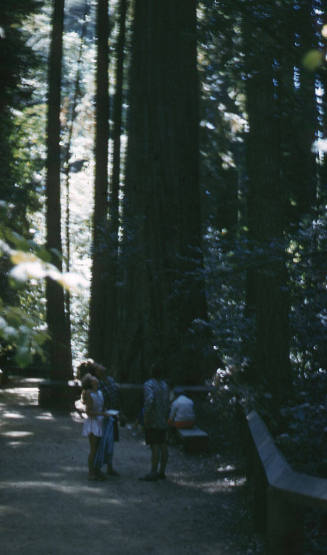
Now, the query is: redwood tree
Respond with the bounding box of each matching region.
[105,0,128,370]
[89,0,110,364]
[117,0,208,384]
[46,0,72,379]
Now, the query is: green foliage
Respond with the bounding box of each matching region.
[0,199,87,367]
[0,204,47,366]
[197,366,245,455]
[0,0,43,203]
[203,229,253,366]
[302,49,324,71]
[0,300,48,368]
[0,0,45,368]
[198,0,246,233]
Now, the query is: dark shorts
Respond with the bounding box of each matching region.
[145,428,168,445]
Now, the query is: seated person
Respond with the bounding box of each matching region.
[168,388,195,429]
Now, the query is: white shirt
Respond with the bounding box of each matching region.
[169,395,195,423]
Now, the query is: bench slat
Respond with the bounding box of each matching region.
[176,426,209,452]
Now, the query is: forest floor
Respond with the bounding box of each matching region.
[0,382,264,554]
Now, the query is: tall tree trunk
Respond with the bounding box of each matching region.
[46,0,72,379]
[118,0,208,384]
[105,0,127,372]
[243,6,291,408]
[89,0,110,364]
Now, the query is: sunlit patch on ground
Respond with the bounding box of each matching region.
[1,387,38,405]
[2,430,33,437]
[222,476,247,487]
[216,464,236,473]
[35,412,55,421]
[172,475,246,494]
[0,386,256,554]
[1,411,25,419]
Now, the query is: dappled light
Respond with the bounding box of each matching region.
[175,476,246,494]
[6,441,30,448]
[216,463,236,473]
[2,0,327,552]
[2,411,25,419]
[35,412,55,420]
[2,430,34,438]
[0,386,256,554]
[2,387,39,406]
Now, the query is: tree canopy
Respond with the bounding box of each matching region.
[1,1,327,438]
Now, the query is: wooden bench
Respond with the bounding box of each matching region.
[176,426,209,452]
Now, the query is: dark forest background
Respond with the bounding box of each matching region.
[1,0,327,479]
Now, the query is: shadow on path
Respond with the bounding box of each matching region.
[0,386,262,554]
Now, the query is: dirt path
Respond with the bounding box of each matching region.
[0,386,262,554]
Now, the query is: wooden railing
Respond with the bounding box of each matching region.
[245,410,327,554]
[38,379,211,418]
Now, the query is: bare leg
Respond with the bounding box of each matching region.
[151,444,160,474]
[159,443,168,477]
[107,453,120,476]
[138,444,159,480]
[88,434,100,478]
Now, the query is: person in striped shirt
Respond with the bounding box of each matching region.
[141,363,170,481]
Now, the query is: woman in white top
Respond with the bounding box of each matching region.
[81,373,106,480]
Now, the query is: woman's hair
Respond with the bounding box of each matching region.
[77,359,94,380]
[81,372,94,391]
[90,362,106,377]
[77,358,106,380]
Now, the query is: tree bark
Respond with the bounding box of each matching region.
[46,0,72,379]
[118,0,208,384]
[243,7,292,407]
[105,0,128,371]
[89,0,110,364]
